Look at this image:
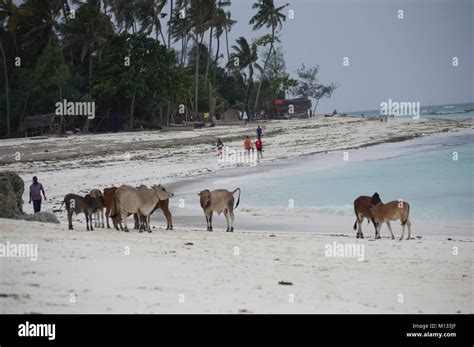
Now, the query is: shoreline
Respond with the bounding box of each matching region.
[0,118,471,236]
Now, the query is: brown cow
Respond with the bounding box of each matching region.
[198,188,240,232]
[103,187,119,229]
[353,192,382,238]
[89,189,105,228]
[370,200,412,241]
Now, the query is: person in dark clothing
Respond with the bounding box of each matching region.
[256,126,263,139]
[29,176,46,213]
[216,138,224,158]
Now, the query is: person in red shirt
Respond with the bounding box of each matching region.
[255,138,263,159]
[243,136,253,155]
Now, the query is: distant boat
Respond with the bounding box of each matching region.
[423,101,437,115]
[444,105,455,109]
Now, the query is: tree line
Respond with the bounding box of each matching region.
[0,0,337,138]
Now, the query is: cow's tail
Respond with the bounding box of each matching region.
[53,201,65,213]
[232,188,241,209]
[402,203,410,225]
[353,219,357,230]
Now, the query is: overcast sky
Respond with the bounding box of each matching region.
[223,0,473,113]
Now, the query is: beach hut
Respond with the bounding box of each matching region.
[269,98,312,119]
[19,113,61,137]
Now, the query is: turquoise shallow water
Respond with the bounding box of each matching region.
[221,130,473,224]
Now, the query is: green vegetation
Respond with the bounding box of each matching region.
[0,0,337,138]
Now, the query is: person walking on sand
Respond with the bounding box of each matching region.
[255,137,263,159]
[256,125,263,139]
[244,136,253,156]
[29,176,46,213]
[216,138,224,158]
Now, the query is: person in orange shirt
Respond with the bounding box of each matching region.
[243,136,253,155]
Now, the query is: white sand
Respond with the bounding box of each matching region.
[0,218,471,314]
[0,117,472,313]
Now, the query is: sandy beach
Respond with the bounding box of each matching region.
[0,218,471,314]
[0,116,473,314]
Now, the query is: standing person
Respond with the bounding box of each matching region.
[256,125,263,139]
[255,137,263,159]
[29,176,46,213]
[216,138,224,158]
[243,136,253,156]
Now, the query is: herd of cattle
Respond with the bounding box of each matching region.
[54,184,241,233]
[54,186,411,240]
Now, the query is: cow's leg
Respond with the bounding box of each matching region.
[121,212,129,232]
[137,213,143,233]
[386,221,395,240]
[162,207,173,230]
[408,220,412,239]
[68,210,74,230]
[224,209,230,232]
[147,215,152,233]
[205,215,210,231]
[375,222,382,239]
[105,206,111,229]
[229,208,235,232]
[357,214,364,239]
[89,213,94,231]
[133,213,139,229]
[399,218,406,241]
[100,209,105,228]
[85,213,90,231]
[209,212,213,232]
[371,218,377,238]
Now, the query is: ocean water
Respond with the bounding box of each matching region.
[214,129,473,225]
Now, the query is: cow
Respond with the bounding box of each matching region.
[89,189,105,228]
[369,200,412,241]
[105,185,174,231]
[133,198,173,230]
[56,193,105,231]
[198,188,241,232]
[111,184,173,232]
[103,187,119,229]
[353,193,382,239]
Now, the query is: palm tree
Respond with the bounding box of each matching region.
[63,0,112,94]
[110,0,138,33]
[17,0,62,53]
[0,0,32,137]
[188,0,213,115]
[170,0,191,66]
[0,29,10,138]
[210,1,235,84]
[203,0,217,87]
[136,0,167,44]
[228,37,258,114]
[249,0,288,119]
